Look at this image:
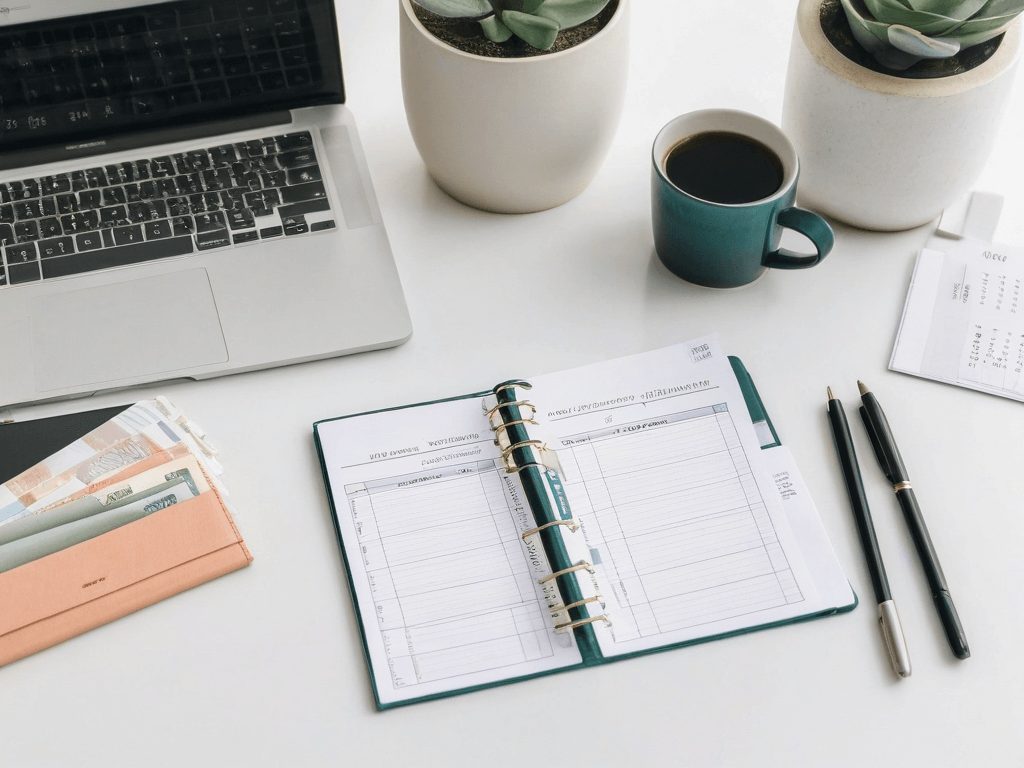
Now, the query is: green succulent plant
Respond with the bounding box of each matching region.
[413,0,611,50]
[840,0,1024,70]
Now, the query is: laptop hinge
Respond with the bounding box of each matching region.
[0,408,15,425]
[0,111,293,173]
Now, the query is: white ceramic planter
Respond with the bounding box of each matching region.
[399,0,629,214]
[782,0,1021,231]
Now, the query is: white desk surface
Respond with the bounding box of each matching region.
[2,2,1023,766]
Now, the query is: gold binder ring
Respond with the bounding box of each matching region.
[500,439,545,459]
[893,481,913,493]
[539,562,594,585]
[504,460,544,475]
[554,615,611,634]
[493,381,532,396]
[491,417,539,435]
[486,400,536,420]
[522,519,579,540]
[551,596,603,616]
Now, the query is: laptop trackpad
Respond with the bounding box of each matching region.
[32,269,229,392]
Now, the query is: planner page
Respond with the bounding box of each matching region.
[529,336,835,658]
[316,398,583,707]
[890,239,1024,401]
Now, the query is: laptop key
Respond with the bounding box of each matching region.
[38,236,74,258]
[196,229,231,250]
[275,132,313,152]
[84,168,107,188]
[259,225,282,238]
[99,205,129,227]
[56,194,79,213]
[310,220,336,233]
[144,219,172,239]
[282,214,308,236]
[113,224,144,245]
[128,202,149,223]
[276,149,317,169]
[150,199,168,219]
[9,181,37,200]
[261,170,287,188]
[151,157,175,177]
[103,187,127,205]
[277,198,330,219]
[280,181,326,204]
[39,217,62,238]
[41,235,194,279]
[5,243,37,264]
[61,211,99,233]
[286,165,321,185]
[104,165,127,185]
[171,216,195,236]
[40,175,72,195]
[210,145,238,166]
[0,224,14,246]
[195,211,226,232]
[14,221,39,241]
[14,200,44,220]
[0,204,11,223]
[75,231,103,251]
[227,208,254,230]
[233,230,258,245]
[5,243,41,284]
[167,197,190,217]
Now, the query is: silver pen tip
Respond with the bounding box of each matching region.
[857,380,869,396]
[878,600,912,679]
[827,386,835,402]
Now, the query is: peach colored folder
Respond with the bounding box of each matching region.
[0,484,252,667]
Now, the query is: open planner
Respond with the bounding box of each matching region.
[314,336,855,708]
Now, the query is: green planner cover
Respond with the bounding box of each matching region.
[314,340,856,709]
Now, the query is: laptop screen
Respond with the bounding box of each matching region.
[0,0,345,156]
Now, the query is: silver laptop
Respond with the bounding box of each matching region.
[0,0,412,409]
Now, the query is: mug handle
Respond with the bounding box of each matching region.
[762,207,834,270]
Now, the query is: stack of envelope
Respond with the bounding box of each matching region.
[0,398,252,666]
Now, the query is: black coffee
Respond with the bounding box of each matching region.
[665,131,784,205]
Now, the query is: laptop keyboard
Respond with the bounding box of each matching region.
[0,129,336,288]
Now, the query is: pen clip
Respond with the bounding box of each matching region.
[859,405,896,483]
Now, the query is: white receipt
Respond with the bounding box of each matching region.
[890,238,1024,401]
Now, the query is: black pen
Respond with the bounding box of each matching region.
[826,387,911,678]
[858,381,971,661]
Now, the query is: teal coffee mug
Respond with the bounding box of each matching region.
[652,109,834,289]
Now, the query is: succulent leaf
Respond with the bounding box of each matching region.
[501,10,560,48]
[979,0,1024,14]
[413,0,492,18]
[417,0,610,49]
[887,24,961,55]
[487,0,546,12]
[536,0,611,29]
[840,0,1024,68]
[907,0,988,19]
[480,13,514,41]
[863,0,963,34]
